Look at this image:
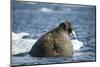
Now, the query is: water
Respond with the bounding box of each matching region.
[11,1,96,66]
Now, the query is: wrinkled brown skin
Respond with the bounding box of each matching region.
[29,21,73,57]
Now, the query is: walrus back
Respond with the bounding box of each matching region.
[29,38,44,57]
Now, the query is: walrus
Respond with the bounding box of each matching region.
[29,21,73,57]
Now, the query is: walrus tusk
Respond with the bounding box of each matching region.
[71,30,78,40]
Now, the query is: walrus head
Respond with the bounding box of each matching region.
[58,21,73,35]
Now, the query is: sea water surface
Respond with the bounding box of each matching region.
[11,1,96,66]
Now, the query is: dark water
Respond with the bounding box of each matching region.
[11,1,96,66]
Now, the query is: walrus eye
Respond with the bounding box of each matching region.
[59,23,66,29]
[59,23,67,30]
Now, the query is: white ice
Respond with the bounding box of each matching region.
[71,39,83,51]
[12,32,37,55]
[12,32,30,40]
